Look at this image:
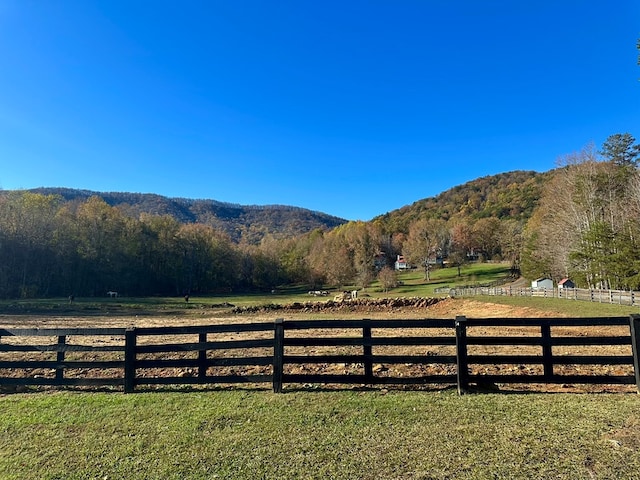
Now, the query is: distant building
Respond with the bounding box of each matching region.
[374,252,388,271]
[427,256,445,266]
[531,277,553,289]
[558,278,575,289]
[394,255,408,270]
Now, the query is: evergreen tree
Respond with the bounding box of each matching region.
[600,133,639,168]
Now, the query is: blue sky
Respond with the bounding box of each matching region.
[0,1,638,221]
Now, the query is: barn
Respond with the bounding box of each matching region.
[558,278,575,289]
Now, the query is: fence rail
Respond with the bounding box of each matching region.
[1,315,639,394]
[450,286,639,306]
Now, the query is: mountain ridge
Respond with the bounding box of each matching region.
[11,169,551,242]
[19,187,347,244]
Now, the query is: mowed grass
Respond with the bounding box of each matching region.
[1,389,639,479]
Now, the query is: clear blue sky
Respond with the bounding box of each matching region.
[1,1,638,220]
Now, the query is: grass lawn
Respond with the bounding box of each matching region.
[1,389,639,479]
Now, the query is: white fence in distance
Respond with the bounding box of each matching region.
[449,286,638,307]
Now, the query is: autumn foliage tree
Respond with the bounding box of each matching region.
[521,136,640,289]
[402,219,448,281]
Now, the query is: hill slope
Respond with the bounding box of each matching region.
[18,170,551,242]
[373,170,551,232]
[25,188,347,243]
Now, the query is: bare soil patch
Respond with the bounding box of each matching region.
[0,298,636,394]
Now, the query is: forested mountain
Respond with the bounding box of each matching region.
[23,170,549,243]
[372,170,550,234]
[22,188,347,243]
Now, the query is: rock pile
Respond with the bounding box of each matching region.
[231,296,443,314]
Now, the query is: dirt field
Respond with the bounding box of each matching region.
[0,298,637,394]
[0,296,568,328]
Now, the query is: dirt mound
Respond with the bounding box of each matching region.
[231,297,443,315]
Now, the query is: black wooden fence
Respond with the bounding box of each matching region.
[1,315,639,394]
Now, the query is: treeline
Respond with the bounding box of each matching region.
[0,194,234,297]
[522,134,640,290]
[1,133,638,299]
[0,193,522,299]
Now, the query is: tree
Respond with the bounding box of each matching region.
[74,197,129,296]
[138,214,182,295]
[501,220,524,277]
[0,192,62,297]
[569,221,616,289]
[307,230,354,289]
[403,219,448,281]
[600,133,639,168]
[522,139,640,289]
[377,267,397,292]
[448,222,474,276]
[347,222,379,290]
[176,223,238,294]
[471,217,503,261]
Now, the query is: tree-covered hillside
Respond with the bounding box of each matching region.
[372,170,550,234]
[23,188,347,244]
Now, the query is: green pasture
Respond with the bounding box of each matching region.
[0,263,513,313]
[1,390,639,479]
[389,262,511,296]
[0,262,637,318]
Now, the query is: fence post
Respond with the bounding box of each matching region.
[198,332,208,380]
[455,315,469,394]
[124,327,137,393]
[273,318,285,393]
[541,323,553,379]
[56,335,66,381]
[630,315,640,394]
[363,320,373,383]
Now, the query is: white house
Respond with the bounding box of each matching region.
[394,255,408,270]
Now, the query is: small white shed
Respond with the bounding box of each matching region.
[531,277,553,289]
